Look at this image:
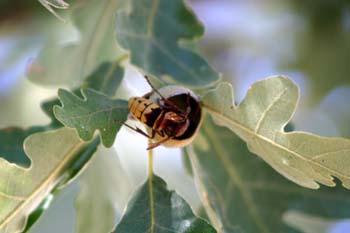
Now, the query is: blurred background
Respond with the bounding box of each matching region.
[0,0,349,232]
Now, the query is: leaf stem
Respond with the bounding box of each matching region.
[148,140,154,176]
[148,139,155,233]
[115,53,129,66]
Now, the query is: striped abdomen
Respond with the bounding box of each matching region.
[128,97,163,129]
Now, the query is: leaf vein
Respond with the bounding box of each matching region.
[204,105,350,184]
[254,88,288,133]
[203,123,270,233]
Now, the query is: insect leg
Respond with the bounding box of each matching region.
[123,123,155,139]
[147,136,173,150]
[156,130,165,137]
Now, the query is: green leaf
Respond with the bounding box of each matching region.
[38,0,69,21]
[22,194,54,233]
[0,61,122,167]
[283,211,346,233]
[82,61,125,98]
[288,3,350,102]
[116,0,219,87]
[114,174,216,233]
[29,0,124,86]
[54,89,128,147]
[202,76,350,189]
[0,128,96,233]
[182,148,193,177]
[186,117,350,233]
[75,147,133,233]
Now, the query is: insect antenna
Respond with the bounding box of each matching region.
[184,92,192,116]
[144,75,167,100]
[144,75,186,114]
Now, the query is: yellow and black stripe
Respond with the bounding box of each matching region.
[128,97,163,129]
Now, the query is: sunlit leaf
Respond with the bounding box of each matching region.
[29,0,124,86]
[0,61,125,231]
[0,98,63,167]
[75,147,133,233]
[186,117,350,233]
[202,76,350,189]
[114,174,216,233]
[0,127,41,167]
[115,0,219,87]
[54,89,128,147]
[0,128,97,233]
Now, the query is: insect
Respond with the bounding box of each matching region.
[125,76,202,150]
